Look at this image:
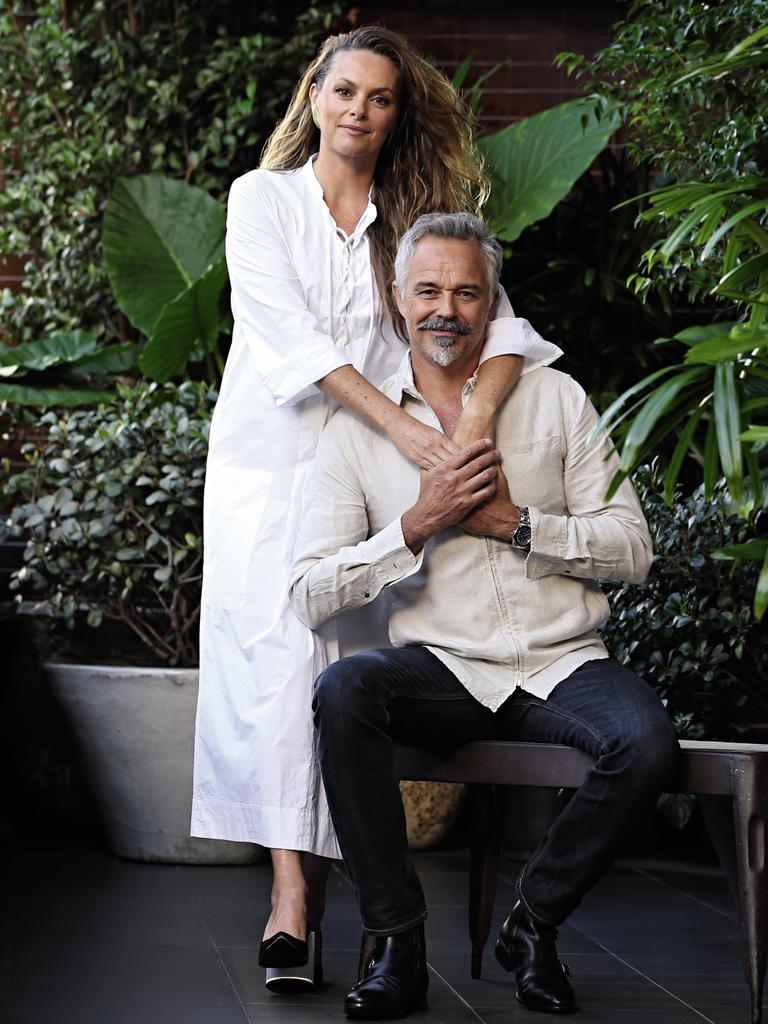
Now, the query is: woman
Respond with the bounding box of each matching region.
[191,25,560,989]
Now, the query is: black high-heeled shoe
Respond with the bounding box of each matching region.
[258,930,309,969]
[265,930,323,993]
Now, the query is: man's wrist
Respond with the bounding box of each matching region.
[488,503,520,541]
[401,508,430,555]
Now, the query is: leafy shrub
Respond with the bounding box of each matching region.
[603,466,768,740]
[1,382,213,667]
[0,0,342,345]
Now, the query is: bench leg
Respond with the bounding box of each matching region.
[468,784,507,979]
[731,760,768,1024]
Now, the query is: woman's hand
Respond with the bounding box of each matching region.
[389,410,460,470]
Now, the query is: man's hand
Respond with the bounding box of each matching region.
[401,439,500,553]
[461,465,520,541]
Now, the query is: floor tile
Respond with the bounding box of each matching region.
[11,942,238,1008]
[11,998,248,1024]
[15,893,212,948]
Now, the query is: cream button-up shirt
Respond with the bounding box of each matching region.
[290,355,653,709]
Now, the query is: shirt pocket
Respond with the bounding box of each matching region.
[499,434,565,512]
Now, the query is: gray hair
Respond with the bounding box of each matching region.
[394,212,503,294]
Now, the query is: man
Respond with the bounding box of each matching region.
[289,213,679,1020]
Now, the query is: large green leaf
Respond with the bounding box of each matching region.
[479,97,621,243]
[755,545,768,621]
[684,324,768,364]
[71,343,139,377]
[654,322,736,348]
[0,330,98,375]
[0,382,116,406]
[713,361,743,502]
[716,251,768,293]
[618,367,707,472]
[139,259,228,383]
[663,405,707,504]
[103,175,225,336]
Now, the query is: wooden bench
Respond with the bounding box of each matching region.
[395,739,768,1024]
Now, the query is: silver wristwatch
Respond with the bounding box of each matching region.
[510,506,531,552]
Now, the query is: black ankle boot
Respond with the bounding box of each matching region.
[345,924,428,1020]
[495,901,576,1014]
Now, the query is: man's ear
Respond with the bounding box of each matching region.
[392,282,407,319]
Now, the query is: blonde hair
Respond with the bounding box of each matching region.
[260,26,490,331]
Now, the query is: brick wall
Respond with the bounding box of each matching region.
[356,0,618,130]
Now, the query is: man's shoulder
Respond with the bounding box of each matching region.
[316,404,387,463]
[519,365,583,395]
[512,365,587,410]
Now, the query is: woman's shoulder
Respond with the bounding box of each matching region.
[229,165,305,203]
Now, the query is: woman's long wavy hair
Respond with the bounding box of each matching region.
[260,26,490,331]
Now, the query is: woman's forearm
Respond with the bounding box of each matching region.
[452,354,524,446]
[316,364,403,433]
[315,364,459,469]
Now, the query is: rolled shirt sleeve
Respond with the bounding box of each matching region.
[289,419,422,628]
[525,377,654,584]
[226,173,351,407]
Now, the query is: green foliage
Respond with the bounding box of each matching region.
[102,174,229,382]
[1,382,214,667]
[501,149,676,403]
[0,330,136,406]
[0,0,342,345]
[557,0,768,184]
[603,467,768,741]
[560,1,768,617]
[479,97,622,244]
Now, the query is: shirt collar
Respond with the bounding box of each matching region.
[383,350,479,409]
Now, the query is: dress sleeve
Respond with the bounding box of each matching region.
[226,173,352,407]
[480,285,563,374]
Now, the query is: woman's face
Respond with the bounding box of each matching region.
[309,49,400,163]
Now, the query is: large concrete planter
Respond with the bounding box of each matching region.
[45,662,263,865]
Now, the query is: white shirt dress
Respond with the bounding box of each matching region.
[191,155,562,858]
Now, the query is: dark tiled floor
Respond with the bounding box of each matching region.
[2,838,759,1024]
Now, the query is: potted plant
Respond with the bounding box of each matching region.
[2,379,262,864]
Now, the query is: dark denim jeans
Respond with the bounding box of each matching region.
[313,648,680,936]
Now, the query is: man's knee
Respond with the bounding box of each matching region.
[312,650,392,725]
[614,708,679,794]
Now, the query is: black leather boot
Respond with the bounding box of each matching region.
[345,924,428,1020]
[495,901,576,1014]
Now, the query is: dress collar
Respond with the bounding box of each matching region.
[302,154,378,239]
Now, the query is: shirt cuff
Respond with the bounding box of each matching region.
[369,518,423,588]
[481,318,563,375]
[261,336,352,407]
[524,506,568,580]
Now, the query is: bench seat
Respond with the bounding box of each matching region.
[395,739,768,1023]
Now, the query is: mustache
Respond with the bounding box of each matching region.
[415,316,472,336]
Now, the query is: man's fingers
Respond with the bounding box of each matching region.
[457,448,501,481]
[468,467,499,494]
[468,481,497,506]
[447,438,495,469]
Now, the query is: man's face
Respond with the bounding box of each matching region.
[393,236,495,375]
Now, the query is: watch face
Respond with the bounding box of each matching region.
[514,526,532,548]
